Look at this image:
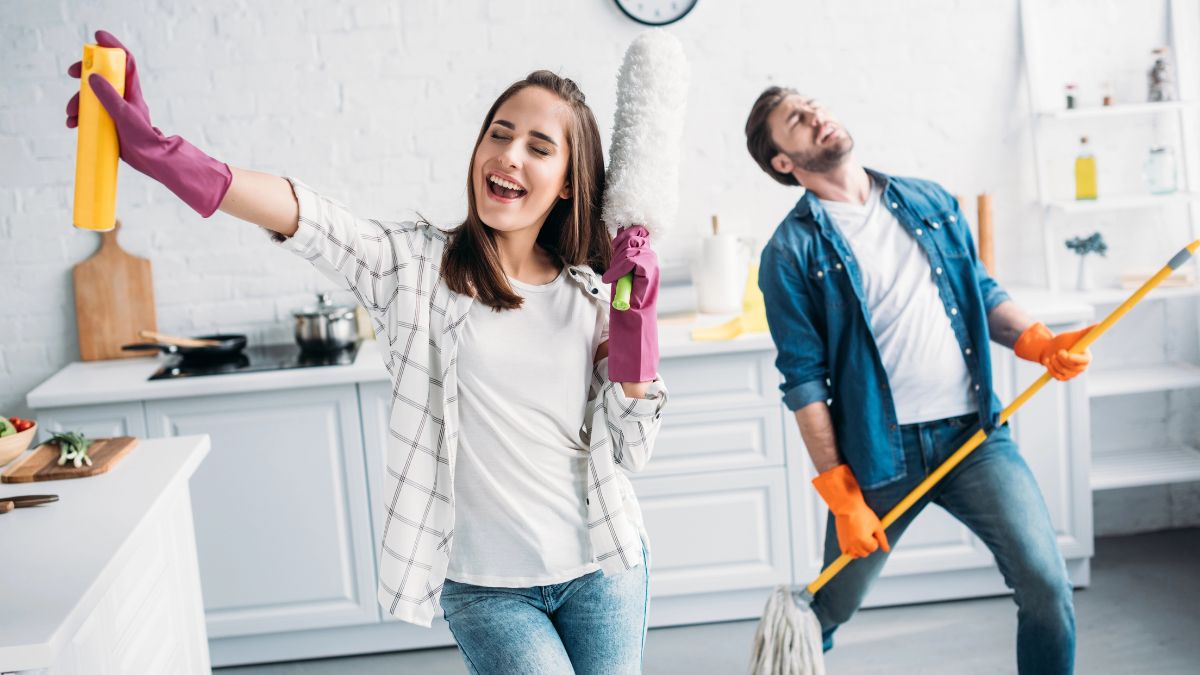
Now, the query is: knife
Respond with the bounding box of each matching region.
[0,494,59,513]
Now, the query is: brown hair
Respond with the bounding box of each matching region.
[441,70,610,310]
[745,86,801,187]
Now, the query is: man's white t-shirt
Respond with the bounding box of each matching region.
[819,180,975,424]
[448,269,606,587]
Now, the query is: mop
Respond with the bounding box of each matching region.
[603,29,690,310]
[749,239,1200,675]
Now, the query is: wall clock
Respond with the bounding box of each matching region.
[614,0,698,26]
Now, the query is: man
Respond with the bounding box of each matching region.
[744,87,1091,674]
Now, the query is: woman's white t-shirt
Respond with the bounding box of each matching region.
[447,268,607,587]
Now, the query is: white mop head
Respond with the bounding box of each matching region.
[748,586,827,675]
[602,29,690,240]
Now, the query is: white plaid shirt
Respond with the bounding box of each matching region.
[270,179,667,627]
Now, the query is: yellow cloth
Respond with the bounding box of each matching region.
[691,265,769,341]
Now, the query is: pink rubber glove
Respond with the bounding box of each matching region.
[601,225,660,383]
[65,30,232,217]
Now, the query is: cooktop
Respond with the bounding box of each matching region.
[149,342,361,381]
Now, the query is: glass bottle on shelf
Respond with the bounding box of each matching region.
[1145,146,1177,194]
[1065,83,1077,109]
[1148,47,1176,102]
[1075,136,1097,201]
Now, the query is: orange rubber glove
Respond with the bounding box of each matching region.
[812,464,890,559]
[1014,322,1096,381]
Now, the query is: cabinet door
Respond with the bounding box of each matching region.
[631,468,792,598]
[998,345,1093,559]
[146,386,378,637]
[657,351,779,414]
[638,405,785,477]
[30,401,147,440]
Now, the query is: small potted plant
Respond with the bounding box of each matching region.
[1065,232,1108,291]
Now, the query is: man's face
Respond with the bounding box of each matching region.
[767,95,854,176]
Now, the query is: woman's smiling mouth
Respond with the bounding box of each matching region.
[486,172,528,202]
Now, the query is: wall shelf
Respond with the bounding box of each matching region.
[1088,362,1200,398]
[1044,192,1200,214]
[1092,446,1200,490]
[1038,100,1198,120]
[1061,284,1200,305]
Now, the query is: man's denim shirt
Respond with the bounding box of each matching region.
[758,169,1011,489]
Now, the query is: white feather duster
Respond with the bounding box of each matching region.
[603,30,690,240]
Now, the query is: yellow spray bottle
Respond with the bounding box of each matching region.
[72,44,126,231]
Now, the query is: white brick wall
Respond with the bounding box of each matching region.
[0,0,1194,419]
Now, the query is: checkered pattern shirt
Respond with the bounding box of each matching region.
[270,179,667,627]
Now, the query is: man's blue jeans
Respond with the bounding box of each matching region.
[440,551,649,675]
[811,414,1076,674]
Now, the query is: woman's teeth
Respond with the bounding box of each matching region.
[490,175,522,190]
[487,174,527,200]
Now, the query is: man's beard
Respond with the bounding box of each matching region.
[789,134,854,174]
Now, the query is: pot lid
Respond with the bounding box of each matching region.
[293,292,357,319]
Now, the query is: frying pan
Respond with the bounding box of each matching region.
[122,333,247,361]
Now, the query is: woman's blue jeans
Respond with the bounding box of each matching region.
[441,550,649,675]
[811,414,1076,675]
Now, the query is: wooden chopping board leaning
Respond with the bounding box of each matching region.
[73,220,158,361]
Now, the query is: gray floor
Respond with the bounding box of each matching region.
[218,528,1200,674]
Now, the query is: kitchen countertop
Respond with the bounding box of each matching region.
[26,291,1092,409]
[25,317,777,408]
[0,435,210,670]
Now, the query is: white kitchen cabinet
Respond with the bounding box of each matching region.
[633,468,792,624]
[143,386,379,638]
[638,405,785,477]
[1,437,210,675]
[24,319,1094,665]
[31,400,147,440]
[656,349,779,413]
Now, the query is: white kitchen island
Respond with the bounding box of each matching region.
[0,435,211,674]
[23,293,1095,667]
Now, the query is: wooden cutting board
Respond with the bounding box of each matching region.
[73,220,158,361]
[1,437,138,483]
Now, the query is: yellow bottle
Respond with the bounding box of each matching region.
[73,44,126,231]
[1074,135,1097,201]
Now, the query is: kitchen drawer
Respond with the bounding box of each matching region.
[638,405,784,477]
[30,401,148,439]
[631,467,791,597]
[657,350,779,413]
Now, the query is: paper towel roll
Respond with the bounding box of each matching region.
[694,234,751,314]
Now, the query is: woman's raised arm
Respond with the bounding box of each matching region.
[67,31,299,237]
[219,167,299,237]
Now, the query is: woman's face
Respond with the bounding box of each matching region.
[472,86,572,235]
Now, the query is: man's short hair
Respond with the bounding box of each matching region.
[745,86,801,186]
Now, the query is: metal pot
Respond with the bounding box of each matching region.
[292,293,358,352]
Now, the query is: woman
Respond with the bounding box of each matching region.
[67,31,666,674]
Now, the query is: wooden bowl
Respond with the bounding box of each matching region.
[0,421,37,468]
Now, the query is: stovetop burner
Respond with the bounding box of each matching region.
[149,342,361,381]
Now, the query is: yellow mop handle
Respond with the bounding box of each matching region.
[806,239,1200,595]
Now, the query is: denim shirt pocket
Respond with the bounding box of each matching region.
[807,255,851,308]
[923,210,969,260]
